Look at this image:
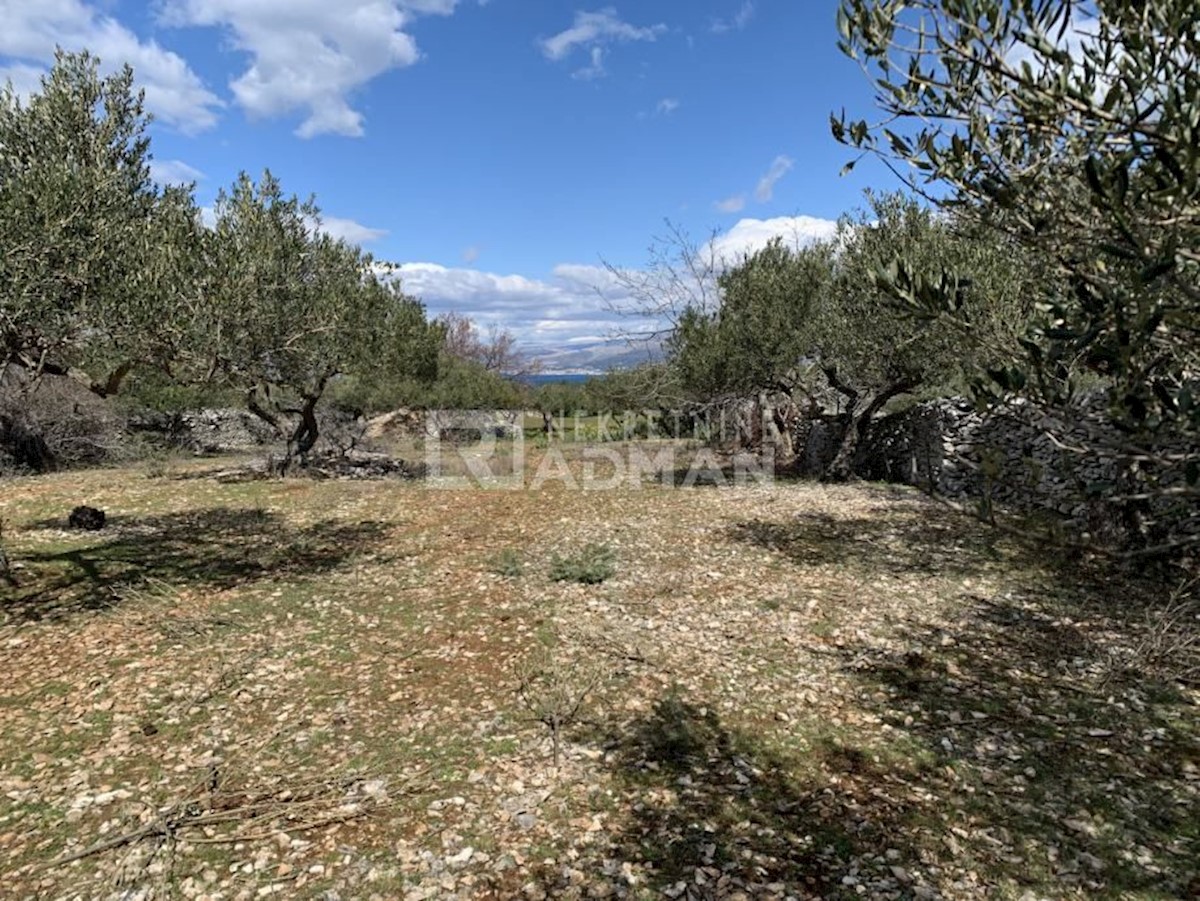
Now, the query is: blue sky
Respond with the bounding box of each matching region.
[1,1,894,352]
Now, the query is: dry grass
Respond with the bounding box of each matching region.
[0,452,1196,900]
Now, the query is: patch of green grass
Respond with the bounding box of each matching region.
[549,543,616,585]
[489,548,524,578]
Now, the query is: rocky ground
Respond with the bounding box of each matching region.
[0,446,1196,900]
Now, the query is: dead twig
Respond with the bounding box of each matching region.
[189,647,267,707]
[41,768,422,873]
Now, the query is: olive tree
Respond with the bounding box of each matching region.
[833,0,1199,549]
[819,194,1032,478]
[202,171,438,467]
[669,193,1028,478]
[0,50,201,396]
[670,237,835,404]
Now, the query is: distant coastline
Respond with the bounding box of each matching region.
[519,372,596,385]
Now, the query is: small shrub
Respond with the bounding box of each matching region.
[516,637,606,766]
[490,548,524,578]
[549,543,616,585]
[141,447,181,479]
[1108,578,1200,686]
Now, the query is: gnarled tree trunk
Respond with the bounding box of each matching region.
[822,367,917,482]
[246,374,331,476]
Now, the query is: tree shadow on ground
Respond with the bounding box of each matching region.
[723,501,1025,578]
[724,498,1199,896]
[493,690,932,900]
[4,507,390,622]
[597,694,930,899]
[831,592,1199,898]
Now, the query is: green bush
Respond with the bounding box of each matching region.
[490,548,524,578]
[549,543,616,585]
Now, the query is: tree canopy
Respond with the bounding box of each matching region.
[834,0,1200,548]
[0,51,446,469]
[0,51,199,396]
[667,192,1031,477]
[200,171,440,461]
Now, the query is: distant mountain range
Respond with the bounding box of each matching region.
[523,338,664,375]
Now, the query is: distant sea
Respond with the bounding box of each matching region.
[520,373,595,386]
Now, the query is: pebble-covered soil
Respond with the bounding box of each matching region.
[1,447,1196,900]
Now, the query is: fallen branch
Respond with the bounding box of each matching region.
[40,769,420,874]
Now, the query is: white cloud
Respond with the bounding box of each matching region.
[149,158,205,185]
[316,215,388,244]
[714,154,796,213]
[709,215,838,263]
[378,261,636,345]
[0,61,47,100]
[398,0,461,12]
[541,8,667,77]
[198,205,385,245]
[656,97,679,116]
[710,1,755,34]
[0,0,222,132]
[715,194,746,214]
[754,155,794,203]
[161,0,467,137]
[374,216,838,348]
[550,263,635,300]
[573,46,606,81]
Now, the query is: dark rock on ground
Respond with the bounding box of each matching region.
[68,506,107,531]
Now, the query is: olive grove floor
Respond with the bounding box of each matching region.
[0,448,1196,900]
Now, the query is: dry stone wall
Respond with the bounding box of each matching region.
[127,408,278,454]
[858,399,1120,516]
[847,396,1192,530]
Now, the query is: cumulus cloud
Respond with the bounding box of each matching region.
[709,215,838,263]
[377,261,635,345]
[160,0,467,137]
[541,8,667,77]
[0,61,48,100]
[374,216,838,348]
[656,97,680,115]
[753,155,794,203]
[0,0,222,132]
[710,1,755,34]
[318,215,388,244]
[149,158,205,186]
